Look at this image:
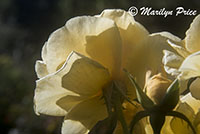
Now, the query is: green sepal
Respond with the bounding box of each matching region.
[114,82,137,107]
[160,79,179,111]
[129,111,149,134]
[166,111,196,134]
[149,112,166,134]
[125,69,155,110]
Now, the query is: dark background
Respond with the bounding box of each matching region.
[0,0,199,134]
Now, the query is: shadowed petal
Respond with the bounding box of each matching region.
[65,96,108,130]
[61,52,111,96]
[170,102,195,134]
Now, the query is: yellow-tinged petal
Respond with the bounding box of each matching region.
[61,52,110,96]
[194,111,200,134]
[140,32,181,79]
[181,93,200,114]
[122,31,182,99]
[167,40,190,58]
[35,60,48,78]
[65,96,107,130]
[145,73,172,105]
[179,51,200,80]
[41,42,48,63]
[163,50,184,70]
[170,102,195,134]
[99,9,149,82]
[162,50,183,76]
[85,25,122,78]
[114,102,146,134]
[164,66,180,77]
[124,103,146,134]
[185,15,200,53]
[34,52,110,116]
[34,71,78,116]
[99,10,149,98]
[98,9,136,30]
[161,116,174,134]
[62,120,89,134]
[56,95,85,112]
[43,15,121,75]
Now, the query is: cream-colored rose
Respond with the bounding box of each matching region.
[162,14,200,99]
[34,9,180,134]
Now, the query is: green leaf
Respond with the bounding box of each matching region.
[130,111,149,134]
[166,111,196,134]
[160,79,179,111]
[124,69,155,110]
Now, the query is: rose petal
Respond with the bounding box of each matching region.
[185,15,200,53]
[162,50,183,76]
[141,32,181,80]
[56,95,85,112]
[62,120,89,134]
[179,51,200,80]
[85,25,122,78]
[43,15,121,75]
[34,72,77,116]
[167,40,190,58]
[61,52,110,96]
[35,60,48,78]
[34,52,110,116]
[181,93,200,114]
[164,66,180,76]
[161,116,174,134]
[194,111,200,133]
[99,9,136,29]
[65,96,107,130]
[170,102,195,134]
[163,50,184,69]
[190,78,200,100]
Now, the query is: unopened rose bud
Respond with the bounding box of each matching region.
[145,71,172,105]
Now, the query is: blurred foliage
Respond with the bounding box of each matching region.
[0,0,199,134]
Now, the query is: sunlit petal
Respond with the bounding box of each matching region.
[62,120,89,134]
[43,16,121,75]
[35,60,48,78]
[179,51,200,80]
[181,93,200,114]
[185,15,200,53]
[162,50,183,76]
